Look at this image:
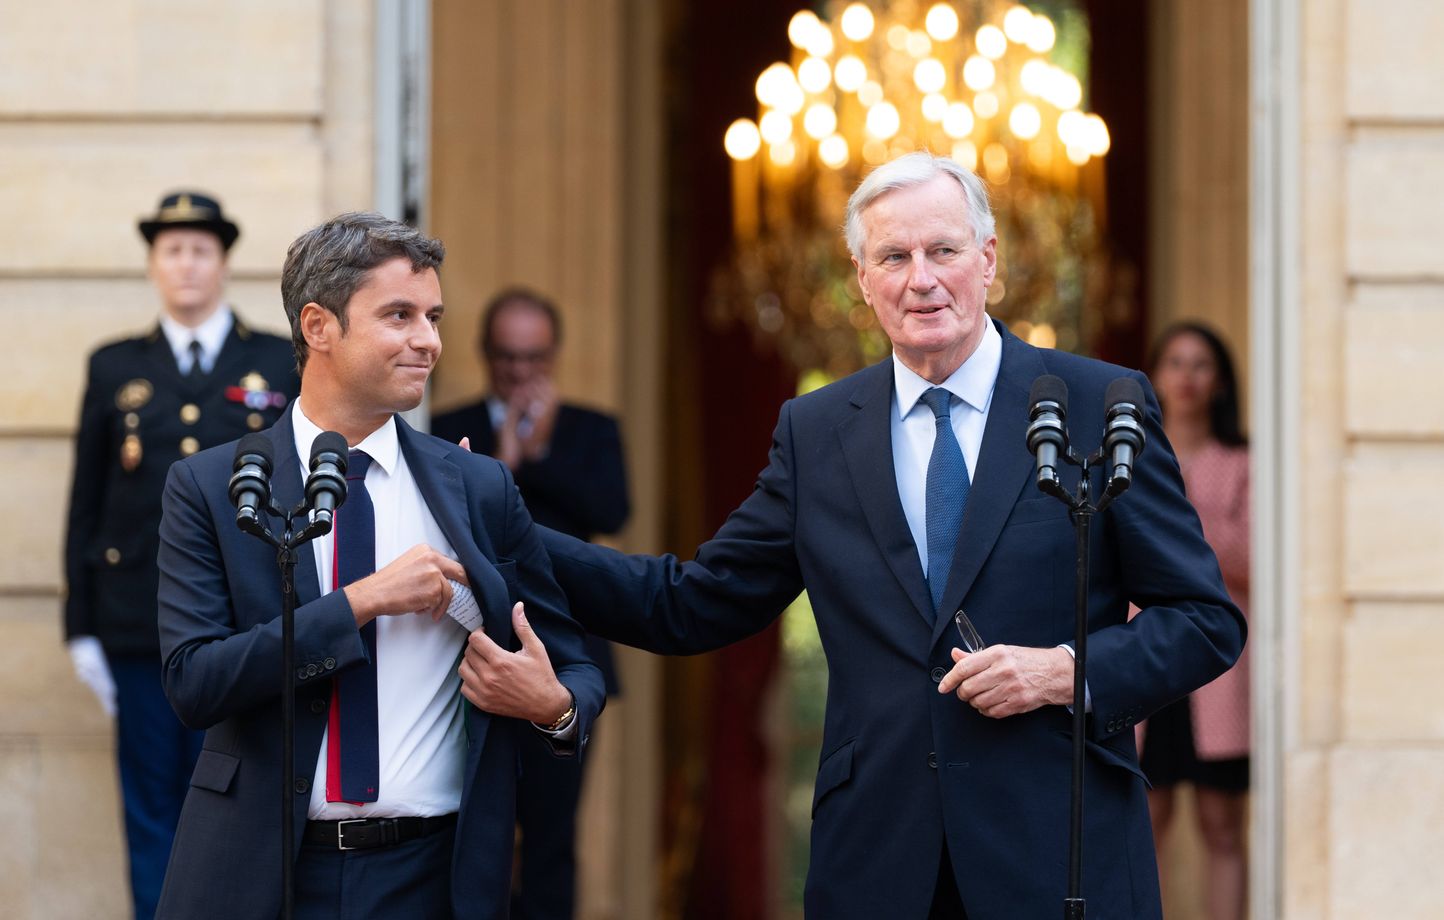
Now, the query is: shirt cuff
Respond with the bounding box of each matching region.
[1056,644,1092,713]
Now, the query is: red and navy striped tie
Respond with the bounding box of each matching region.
[326,449,380,803]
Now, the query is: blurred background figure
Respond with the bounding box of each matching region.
[62,192,298,919]
[432,287,629,920]
[1142,322,1251,920]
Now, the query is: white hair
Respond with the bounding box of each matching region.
[843,152,996,261]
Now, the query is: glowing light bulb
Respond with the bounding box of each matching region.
[1027,15,1056,52]
[806,27,835,58]
[1009,101,1041,139]
[975,24,1007,59]
[925,4,960,41]
[906,30,932,57]
[1003,6,1034,43]
[755,63,794,107]
[943,102,974,138]
[1020,59,1049,96]
[759,109,793,144]
[775,76,806,115]
[798,56,832,94]
[921,92,948,122]
[788,11,821,49]
[913,58,947,94]
[973,91,999,119]
[840,3,876,42]
[962,55,995,91]
[866,101,900,139]
[858,80,884,107]
[1084,113,1110,155]
[1056,110,1086,147]
[886,24,911,51]
[724,118,761,160]
[1051,72,1082,110]
[803,103,838,139]
[819,133,850,168]
[834,55,867,92]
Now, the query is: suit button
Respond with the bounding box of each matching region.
[305,664,319,678]
[104,547,121,565]
[247,412,264,430]
[180,403,200,425]
[180,436,200,456]
[309,699,326,714]
[323,657,336,670]
[930,667,946,683]
[294,778,309,794]
[926,752,938,769]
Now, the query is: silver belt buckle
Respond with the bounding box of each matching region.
[336,818,367,850]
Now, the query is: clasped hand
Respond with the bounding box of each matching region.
[936,644,1075,718]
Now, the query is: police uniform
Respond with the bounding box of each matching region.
[62,192,298,920]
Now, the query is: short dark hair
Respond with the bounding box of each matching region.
[479,286,563,356]
[1148,321,1247,447]
[281,212,445,372]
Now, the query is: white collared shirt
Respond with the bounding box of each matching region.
[160,304,233,374]
[292,400,470,820]
[890,316,1003,575]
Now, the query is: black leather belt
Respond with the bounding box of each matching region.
[303,813,458,851]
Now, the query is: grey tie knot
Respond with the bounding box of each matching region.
[921,387,952,421]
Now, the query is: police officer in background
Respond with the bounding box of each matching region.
[63,191,298,920]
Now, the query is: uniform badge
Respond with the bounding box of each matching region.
[121,434,143,472]
[115,378,153,412]
[226,370,288,411]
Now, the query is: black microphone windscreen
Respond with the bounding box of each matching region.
[310,431,349,471]
[1105,377,1145,411]
[1029,374,1069,414]
[235,433,274,471]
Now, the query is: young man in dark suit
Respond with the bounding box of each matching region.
[432,288,629,920]
[538,154,1247,919]
[63,191,297,920]
[153,213,603,919]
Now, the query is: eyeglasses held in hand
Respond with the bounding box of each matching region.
[953,609,986,654]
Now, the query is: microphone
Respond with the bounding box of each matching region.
[229,434,274,534]
[305,432,349,533]
[1026,375,1070,495]
[1102,377,1147,495]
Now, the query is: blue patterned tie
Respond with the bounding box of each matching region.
[326,449,379,803]
[922,388,970,616]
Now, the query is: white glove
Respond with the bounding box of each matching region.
[68,636,116,717]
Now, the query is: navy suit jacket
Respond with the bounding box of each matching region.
[542,322,1244,919]
[432,400,630,695]
[154,408,604,920]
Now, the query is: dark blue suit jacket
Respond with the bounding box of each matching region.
[154,408,604,920]
[542,322,1244,919]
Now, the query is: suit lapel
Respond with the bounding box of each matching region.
[837,361,935,628]
[931,324,1046,647]
[265,405,321,607]
[397,418,511,635]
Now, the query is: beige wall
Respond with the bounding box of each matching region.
[0,1,373,915]
[1288,0,1444,916]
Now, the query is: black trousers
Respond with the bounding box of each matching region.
[294,824,454,920]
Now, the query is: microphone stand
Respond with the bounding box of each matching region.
[238,502,333,920]
[1037,446,1132,920]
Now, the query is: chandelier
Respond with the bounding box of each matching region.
[715,1,1110,377]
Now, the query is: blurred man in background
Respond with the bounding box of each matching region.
[62,191,297,919]
[433,287,629,919]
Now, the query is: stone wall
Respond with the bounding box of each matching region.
[1289,0,1444,916]
[0,1,373,915]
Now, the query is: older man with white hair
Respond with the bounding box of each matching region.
[532,153,1245,919]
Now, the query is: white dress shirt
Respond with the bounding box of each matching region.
[293,401,470,820]
[890,317,1002,576]
[159,304,233,374]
